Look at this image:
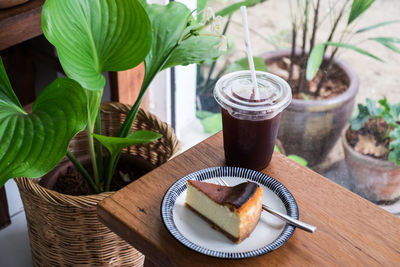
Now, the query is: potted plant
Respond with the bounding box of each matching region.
[0,0,225,265]
[343,97,400,203]
[196,0,268,114]
[261,0,400,167]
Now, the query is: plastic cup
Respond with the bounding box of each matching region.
[214,70,292,170]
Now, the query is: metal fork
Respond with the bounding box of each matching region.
[216,178,317,233]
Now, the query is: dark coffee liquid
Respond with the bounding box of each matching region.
[221,108,281,170]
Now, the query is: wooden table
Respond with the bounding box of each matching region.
[98,132,400,266]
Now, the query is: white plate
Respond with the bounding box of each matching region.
[161,167,298,259]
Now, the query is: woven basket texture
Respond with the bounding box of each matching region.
[16,102,180,267]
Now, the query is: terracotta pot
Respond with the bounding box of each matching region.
[343,128,400,202]
[0,0,29,9]
[262,49,359,166]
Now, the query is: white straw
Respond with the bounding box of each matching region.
[240,6,259,100]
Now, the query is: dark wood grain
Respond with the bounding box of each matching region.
[0,0,44,51]
[98,132,400,266]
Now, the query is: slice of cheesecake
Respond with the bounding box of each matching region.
[185,179,263,243]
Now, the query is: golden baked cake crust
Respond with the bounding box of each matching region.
[186,180,263,243]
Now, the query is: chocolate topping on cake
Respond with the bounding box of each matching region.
[187,180,259,209]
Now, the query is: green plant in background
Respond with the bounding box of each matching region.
[196,0,269,99]
[274,146,308,166]
[285,0,400,97]
[350,97,400,166]
[197,111,223,135]
[0,0,225,190]
[225,56,268,73]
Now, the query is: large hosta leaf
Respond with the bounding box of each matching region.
[0,59,87,187]
[139,0,224,88]
[163,34,222,70]
[118,0,225,138]
[41,0,152,91]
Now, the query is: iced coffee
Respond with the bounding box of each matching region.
[214,71,292,170]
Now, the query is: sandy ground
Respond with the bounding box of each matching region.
[210,0,400,170]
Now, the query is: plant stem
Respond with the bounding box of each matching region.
[104,14,209,190]
[288,23,297,88]
[383,125,392,140]
[309,0,320,59]
[103,39,182,191]
[67,151,100,194]
[104,154,117,192]
[302,0,320,95]
[298,0,310,94]
[87,127,100,187]
[374,118,386,142]
[323,0,349,55]
[95,109,103,181]
[314,0,349,97]
[203,15,232,88]
[314,47,338,96]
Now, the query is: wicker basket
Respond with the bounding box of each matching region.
[16,102,180,267]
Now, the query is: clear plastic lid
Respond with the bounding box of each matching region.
[214,70,292,120]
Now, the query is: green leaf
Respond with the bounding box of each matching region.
[216,0,266,17]
[42,0,152,130]
[377,97,399,126]
[274,145,280,153]
[370,37,400,54]
[139,1,195,87]
[391,103,400,120]
[93,131,162,157]
[0,65,21,112]
[139,1,224,90]
[378,42,400,54]
[325,42,383,62]
[86,90,102,131]
[117,1,226,141]
[350,104,370,131]
[287,155,308,166]
[306,43,325,81]
[42,0,152,91]
[0,59,87,188]
[378,97,391,112]
[348,0,375,25]
[197,111,222,134]
[196,0,208,22]
[388,128,400,166]
[301,93,310,100]
[366,98,382,117]
[226,56,268,73]
[163,34,223,70]
[356,20,400,33]
[196,110,215,120]
[369,37,400,43]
